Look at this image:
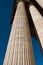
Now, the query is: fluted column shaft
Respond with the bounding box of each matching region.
[29,5,43,50]
[3,2,35,65]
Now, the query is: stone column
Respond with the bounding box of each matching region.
[3,2,35,65]
[36,0,43,8]
[29,5,43,51]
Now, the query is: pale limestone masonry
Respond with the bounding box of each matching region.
[3,2,35,65]
[29,5,43,50]
[36,0,43,8]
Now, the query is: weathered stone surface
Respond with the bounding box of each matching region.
[29,5,43,50]
[3,2,35,65]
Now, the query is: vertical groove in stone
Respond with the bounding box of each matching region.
[36,0,43,8]
[29,5,43,50]
[3,2,35,65]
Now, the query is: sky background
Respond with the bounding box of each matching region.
[0,0,43,65]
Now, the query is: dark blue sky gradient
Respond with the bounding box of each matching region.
[0,0,43,65]
[0,0,14,65]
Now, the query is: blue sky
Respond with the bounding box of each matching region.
[0,0,43,65]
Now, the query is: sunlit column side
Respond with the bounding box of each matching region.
[3,1,35,65]
[29,5,43,50]
[35,0,43,8]
[3,7,16,65]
